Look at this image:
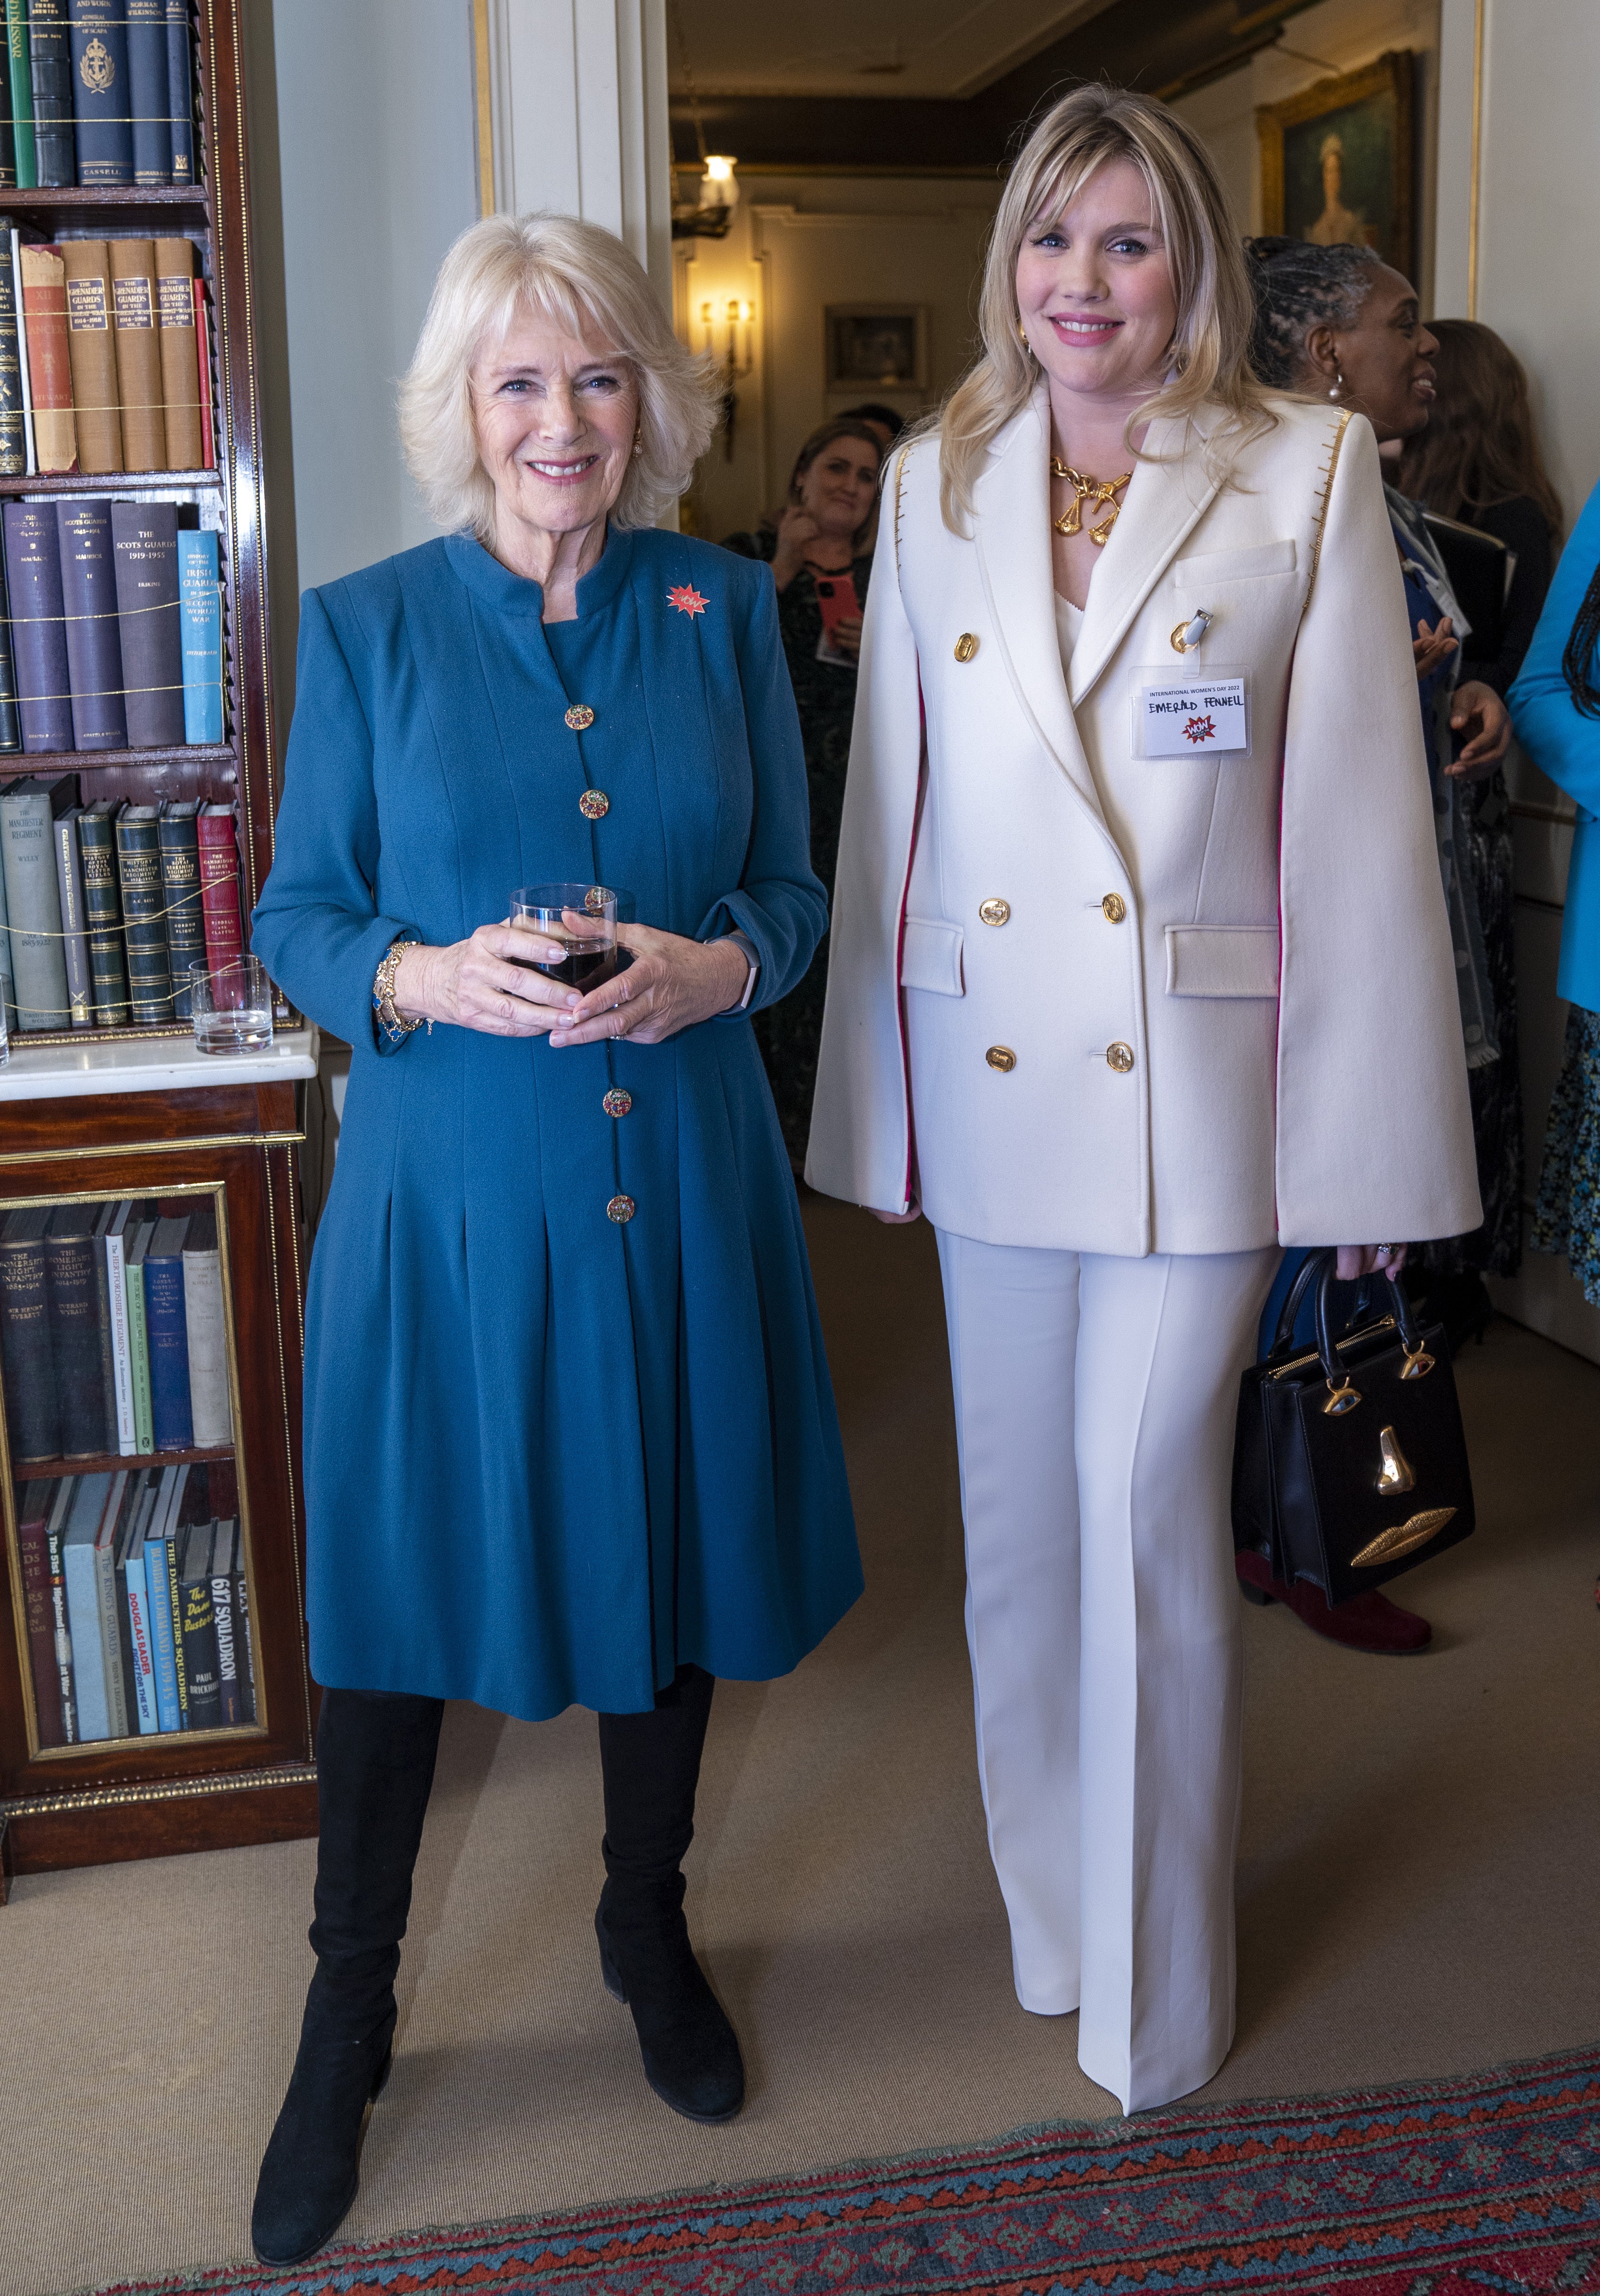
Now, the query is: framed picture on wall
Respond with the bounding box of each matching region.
[825,305,927,392]
[1257,50,1416,279]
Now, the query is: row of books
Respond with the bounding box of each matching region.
[0,231,213,477]
[1,1,197,191]
[0,1194,232,1462]
[17,1462,253,1750]
[0,503,223,755]
[0,781,243,1031]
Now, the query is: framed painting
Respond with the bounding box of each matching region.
[825,305,927,392]
[1257,50,1416,279]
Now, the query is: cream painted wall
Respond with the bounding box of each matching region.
[675,174,999,542]
[1172,0,1440,309]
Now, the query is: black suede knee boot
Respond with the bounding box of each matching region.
[595,1662,744,2123]
[252,1687,444,2267]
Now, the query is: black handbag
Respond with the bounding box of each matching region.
[1232,1251,1475,1606]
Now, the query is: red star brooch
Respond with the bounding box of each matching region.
[667,583,709,618]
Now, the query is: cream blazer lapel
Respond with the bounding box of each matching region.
[1067,406,1225,708]
[972,385,1107,833]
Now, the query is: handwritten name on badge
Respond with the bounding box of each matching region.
[1141,677,1247,756]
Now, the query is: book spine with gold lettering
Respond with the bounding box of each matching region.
[60,236,121,471]
[0,208,23,471]
[113,801,171,1022]
[68,0,132,186]
[153,235,198,467]
[108,236,163,469]
[77,798,129,1024]
[157,797,201,1017]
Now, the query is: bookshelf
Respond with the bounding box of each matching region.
[0,1,316,1896]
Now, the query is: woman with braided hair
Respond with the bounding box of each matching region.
[1240,235,1511,1657]
[1512,483,1600,1304]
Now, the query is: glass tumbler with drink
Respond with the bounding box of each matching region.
[190,953,274,1054]
[509,884,619,994]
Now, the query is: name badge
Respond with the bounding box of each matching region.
[1136,674,1249,758]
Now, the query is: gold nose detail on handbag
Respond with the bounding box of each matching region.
[1351,1507,1457,1568]
[1376,1426,1416,1495]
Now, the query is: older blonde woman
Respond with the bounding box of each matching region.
[809,86,1478,2111]
[247,213,860,2265]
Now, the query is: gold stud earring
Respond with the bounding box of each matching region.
[1017,319,1032,355]
[632,424,643,457]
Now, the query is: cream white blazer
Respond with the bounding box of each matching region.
[805,386,1482,1255]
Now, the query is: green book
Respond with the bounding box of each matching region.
[113,803,172,1024]
[78,800,131,1027]
[124,1218,154,1454]
[5,2,33,191]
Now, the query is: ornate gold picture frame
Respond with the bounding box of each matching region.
[1257,50,1417,280]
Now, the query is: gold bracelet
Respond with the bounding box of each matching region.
[373,940,426,1044]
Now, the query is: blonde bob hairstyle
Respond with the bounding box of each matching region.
[937,83,1273,531]
[399,212,719,539]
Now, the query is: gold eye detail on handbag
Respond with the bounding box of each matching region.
[1323,1378,1360,1416]
[1399,1342,1435,1379]
[1376,1426,1416,1495]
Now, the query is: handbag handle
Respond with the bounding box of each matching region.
[1312,1254,1435,1413]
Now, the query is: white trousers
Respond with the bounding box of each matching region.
[935,1230,1280,2114]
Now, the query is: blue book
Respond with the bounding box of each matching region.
[164,0,191,184]
[142,1462,182,1729]
[176,529,221,743]
[142,1216,191,1449]
[68,0,132,186]
[118,1471,160,1734]
[60,1470,114,1740]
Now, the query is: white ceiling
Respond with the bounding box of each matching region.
[669,0,1119,102]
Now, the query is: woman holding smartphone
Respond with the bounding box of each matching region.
[724,419,883,1164]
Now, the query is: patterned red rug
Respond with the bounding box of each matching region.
[118,2043,1600,2296]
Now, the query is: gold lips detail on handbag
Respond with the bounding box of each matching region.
[1351,1507,1457,1568]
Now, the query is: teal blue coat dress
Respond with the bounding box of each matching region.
[251,526,861,1720]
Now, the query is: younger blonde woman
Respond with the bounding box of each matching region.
[809,84,1478,2112]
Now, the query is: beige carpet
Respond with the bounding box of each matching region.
[2,1200,1597,2296]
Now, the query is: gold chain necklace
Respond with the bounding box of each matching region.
[1050,455,1133,545]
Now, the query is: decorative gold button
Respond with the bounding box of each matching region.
[606,1193,636,1222]
[1106,1041,1134,1073]
[985,1045,1016,1072]
[603,1088,633,1117]
[565,703,595,730]
[1102,893,1127,924]
[954,633,979,662]
[979,898,1010,927]
[579,789,610,819]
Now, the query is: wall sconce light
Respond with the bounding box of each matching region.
[699,291,756,461]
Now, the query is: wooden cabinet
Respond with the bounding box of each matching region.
[0,3,314,1890]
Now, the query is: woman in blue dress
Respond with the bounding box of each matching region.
[247,213,861,2267]
[1512,479,1600,1300]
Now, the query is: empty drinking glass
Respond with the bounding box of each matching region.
[189,955,273,1054]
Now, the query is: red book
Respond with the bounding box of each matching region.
[193,278,215,470]
[197,804,244,972]
[16,1482,65,1749]
[20,245,77,473]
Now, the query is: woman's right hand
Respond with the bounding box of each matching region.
[392,927,584,1038]
[769,504,823,591]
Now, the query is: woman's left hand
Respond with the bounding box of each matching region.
[831,610,864,663]
[1335,1244,1409,1281]
[548,924,749,1049]
[1445,679,1511,778]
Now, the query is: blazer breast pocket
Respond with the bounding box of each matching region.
[1165,925,1280,999]
[1172,538,1298,586]
[900,917,965,996]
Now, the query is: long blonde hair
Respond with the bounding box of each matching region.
[938,83,1272,531]
[399,212,719,538]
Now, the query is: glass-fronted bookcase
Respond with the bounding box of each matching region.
[0,2,317,1891]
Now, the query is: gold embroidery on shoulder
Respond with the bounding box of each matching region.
[1306,408,1353,591]
[893,444,911,583]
